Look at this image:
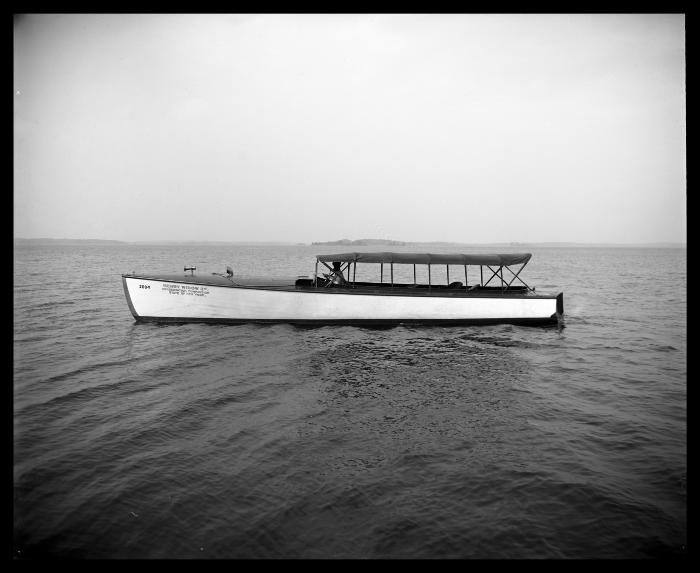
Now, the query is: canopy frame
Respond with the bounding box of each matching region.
[313,252,533,291]
[482,262,532,291]
[316,252,532,266]
[317,260,352,288]
[504,262,532,290]
[482,265,504,289]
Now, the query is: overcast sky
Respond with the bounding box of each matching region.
[14,14,686,244]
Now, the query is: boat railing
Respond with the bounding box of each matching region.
[296,277,531,293]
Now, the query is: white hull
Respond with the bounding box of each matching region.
[122,276,562,325]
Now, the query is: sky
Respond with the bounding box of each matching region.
[13,14,686,244]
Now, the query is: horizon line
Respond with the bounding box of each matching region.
[13,237,687,247]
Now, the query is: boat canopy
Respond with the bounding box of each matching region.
[316,252,532,266]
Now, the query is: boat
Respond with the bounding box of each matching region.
[121,252,563,326]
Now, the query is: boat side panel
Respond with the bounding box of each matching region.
[123,277,559,323]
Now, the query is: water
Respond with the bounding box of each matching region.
[13,243,686,559]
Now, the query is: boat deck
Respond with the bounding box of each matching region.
[123,272,295,288]
[122,273,554,300]
[294,279,540,298]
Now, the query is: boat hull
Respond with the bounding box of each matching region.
[122,275,563,326]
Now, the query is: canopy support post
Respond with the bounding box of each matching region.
[380,263,383,284]
[390,263,394,287]
[413,264,416,286]
[428,264,431,289]
[464,264,468,291]
[446,264,450,285]
[314,260,319,288]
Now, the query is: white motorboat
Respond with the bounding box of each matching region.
[122,252,564,326]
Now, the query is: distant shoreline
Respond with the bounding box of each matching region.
[13,238,687,248]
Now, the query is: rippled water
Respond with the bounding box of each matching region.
[13,244,686,558]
